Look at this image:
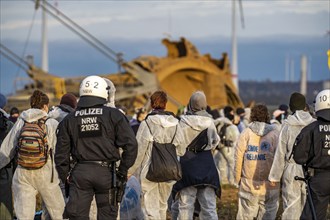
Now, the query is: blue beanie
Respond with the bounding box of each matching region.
[0,93,7,109]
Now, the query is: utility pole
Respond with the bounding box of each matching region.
[231,0,244,92]
[41,0,48,72]
[290,58,295,82]
[231,0,238,91]
[300,55,307,96]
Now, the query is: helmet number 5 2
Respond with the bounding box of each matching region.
[85,81,99,89]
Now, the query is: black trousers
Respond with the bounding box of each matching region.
[300,169,330,220]
[0,168,13,220]
[65,163,118,220]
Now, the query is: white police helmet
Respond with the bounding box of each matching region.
[315,89,330,121]
[77,75,108,107]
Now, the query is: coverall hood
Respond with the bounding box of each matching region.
[19,108,48,123]
[249,121,275,137]
[48,105,73,122]
[180,114,213,131]
[285,110,315,126]
[147,114,179,128]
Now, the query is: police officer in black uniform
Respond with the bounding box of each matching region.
[293,89,330,220]
[55,75,137,220]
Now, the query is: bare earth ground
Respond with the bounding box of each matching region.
[167,184,330,220]
[34,185,330,220]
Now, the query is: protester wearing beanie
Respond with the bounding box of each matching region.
[9,107,20,123]
[279,104,289,115]
[48,93,77,122]
[289,92,306,113]
[214,105,240,185]
[60,93,77,109]
[269,92,315,220]
[223,106,234,121]
[42,92,78,219]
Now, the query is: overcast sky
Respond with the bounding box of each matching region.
[1,0,329,42]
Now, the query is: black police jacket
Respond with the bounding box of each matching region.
[55,105,137,183]
[293,118,330,170]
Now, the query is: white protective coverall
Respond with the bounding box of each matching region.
[175,113,220,220]
[268,110,315,219]
[235,121,280,220]
[48,104,75,123]
[214,117,240,185]
[0,108,65,220]
[44,105,75,220]
[128,113,185,220]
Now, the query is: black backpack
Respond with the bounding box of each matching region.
[145,120,182,182]
[217,123,234,147]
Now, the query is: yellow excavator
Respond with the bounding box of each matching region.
[1,38,242,113]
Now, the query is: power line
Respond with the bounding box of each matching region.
[14,9,37,80]
[33,0,123,65]
[0,44,29,68]
[45,1,120,59]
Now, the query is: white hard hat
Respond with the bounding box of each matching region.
[77,75,108,107]
[315,89,330,121]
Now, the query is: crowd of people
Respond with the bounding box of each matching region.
[0,75,329,220]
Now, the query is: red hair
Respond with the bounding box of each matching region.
[150,91,167,110]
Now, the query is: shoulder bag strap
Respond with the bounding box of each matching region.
[145,120,153,136]
[170,125,178,144]
[145,120,177,144]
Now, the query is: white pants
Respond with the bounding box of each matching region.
[12,161,65,220]
[236,189,279,220]
[141,178,174,220]
[214,147,235,185]
[281,163,306,220]
[177,186,218,220]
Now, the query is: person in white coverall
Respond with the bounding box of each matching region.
[43,92,77,220]
[268,92,315,219]
[0,90,65,220]
[128,91,185,220]
[235,104,280,220]
[171,91,220,220]
[214,106,240,185]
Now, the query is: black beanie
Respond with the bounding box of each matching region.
[236,107,245,115]
[289,92,306,112]
[223,106,234,121]
[10,107,19,115]
[60,93,77,109]
[279,104,289,114]
[224,106,234,116]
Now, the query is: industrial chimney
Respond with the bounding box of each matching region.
[300,55,307,96]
